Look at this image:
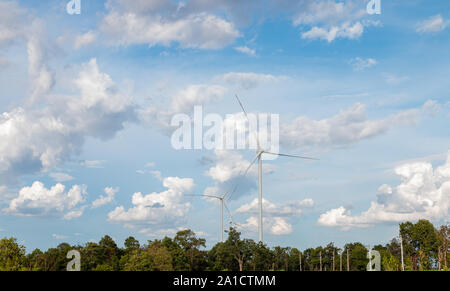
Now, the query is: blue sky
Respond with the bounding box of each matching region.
[0,0,449,251]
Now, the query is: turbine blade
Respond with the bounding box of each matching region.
[223,201,233,222]
[223,201,244,229]
[234,94,250,121]
[263,151,319,160]
[223,153,260,201]
[234,94,261,150]
[184,194,221,200]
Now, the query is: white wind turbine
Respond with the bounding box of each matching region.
[185,194,234,242]
[185,158,256,242]
[232,95,319,243]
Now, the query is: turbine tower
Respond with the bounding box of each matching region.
[233,95,318,243]
[185,194,234,242]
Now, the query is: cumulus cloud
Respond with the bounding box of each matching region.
[74,30,97,49]
[101,0,241,49]
[27,20,55,100]
[52,234,68,240]
[0,1,25,47]
[108,175,194,230]
[235,198,314,235]
[204,149,276,202]
[416,14,448,33]
[237,216,293,236]
[236,198,314,216]
[0,58,135,183]
[79,160,106,169]
[95,1,377,49]
[318,152,450,230]
[49,173,75,182]
[293,0,374,42]
[4,181,87,219]
[0,2,55,100]
[280,103,421,149]
[301,22,364,42]
[217,72,280,90]
[92,187,118,208]
[234,46,256,56]
[138,84,227,133]
[350,57,377,71]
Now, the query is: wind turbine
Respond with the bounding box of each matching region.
[184,157,256,242]
[233,95,319,243]
[185,194,234,242]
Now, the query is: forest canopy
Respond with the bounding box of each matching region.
[0,220,448,271]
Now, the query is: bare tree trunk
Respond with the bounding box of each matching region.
[319,251,322,271]
[299,253,302,271]
[333,250,335,271]
[347,249,350,271]
[438,248,442,270]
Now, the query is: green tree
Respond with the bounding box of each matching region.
[124,236,140,250]
[97,235,121,271]
[401,220,439,270]
[344,243,368,271]
[174,229,206,271]
[248,242,273,271]
[162,237,190,271]
[223,228,253,271]
[437,225,449,270]
[123,241,173,271]
[0,237,26,271]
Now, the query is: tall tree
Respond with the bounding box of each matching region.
[0,238,26,271]
[174,229,206,271]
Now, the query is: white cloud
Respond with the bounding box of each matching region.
[293,0,373,42]
[318,152,450,230]
[218,72,280,90]
[5,181,87,218]
[27,20,55,100]
[108,175,194,230]
[235,198,313,236]
[350,57,377,71]
[171,84,226,113]
[101,7,240,49]
[50,172,75,182]
[280,103,419,149]
[301,21,364,42]
[74,30,97,49]
[138,84,227,133]
[384,73,409,84]
[52,234,68,240]
[203,149,277,202]
[416,14,448,33]
[80,160,106,169]
[422,100,442,116]
[0,58,135,183]
[92,187,118,208]
[236,198,314,217]
[237,216,294,236]
[234,46,256,56]
[145,162,156,168]
[0,1,25,47]
[64,206,87,220]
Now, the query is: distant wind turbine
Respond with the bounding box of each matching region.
[185,194,234,242]
[233,94,319,243]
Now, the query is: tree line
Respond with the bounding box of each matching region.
[0,219,448,271]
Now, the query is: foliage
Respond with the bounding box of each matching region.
[0,220,448,271]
